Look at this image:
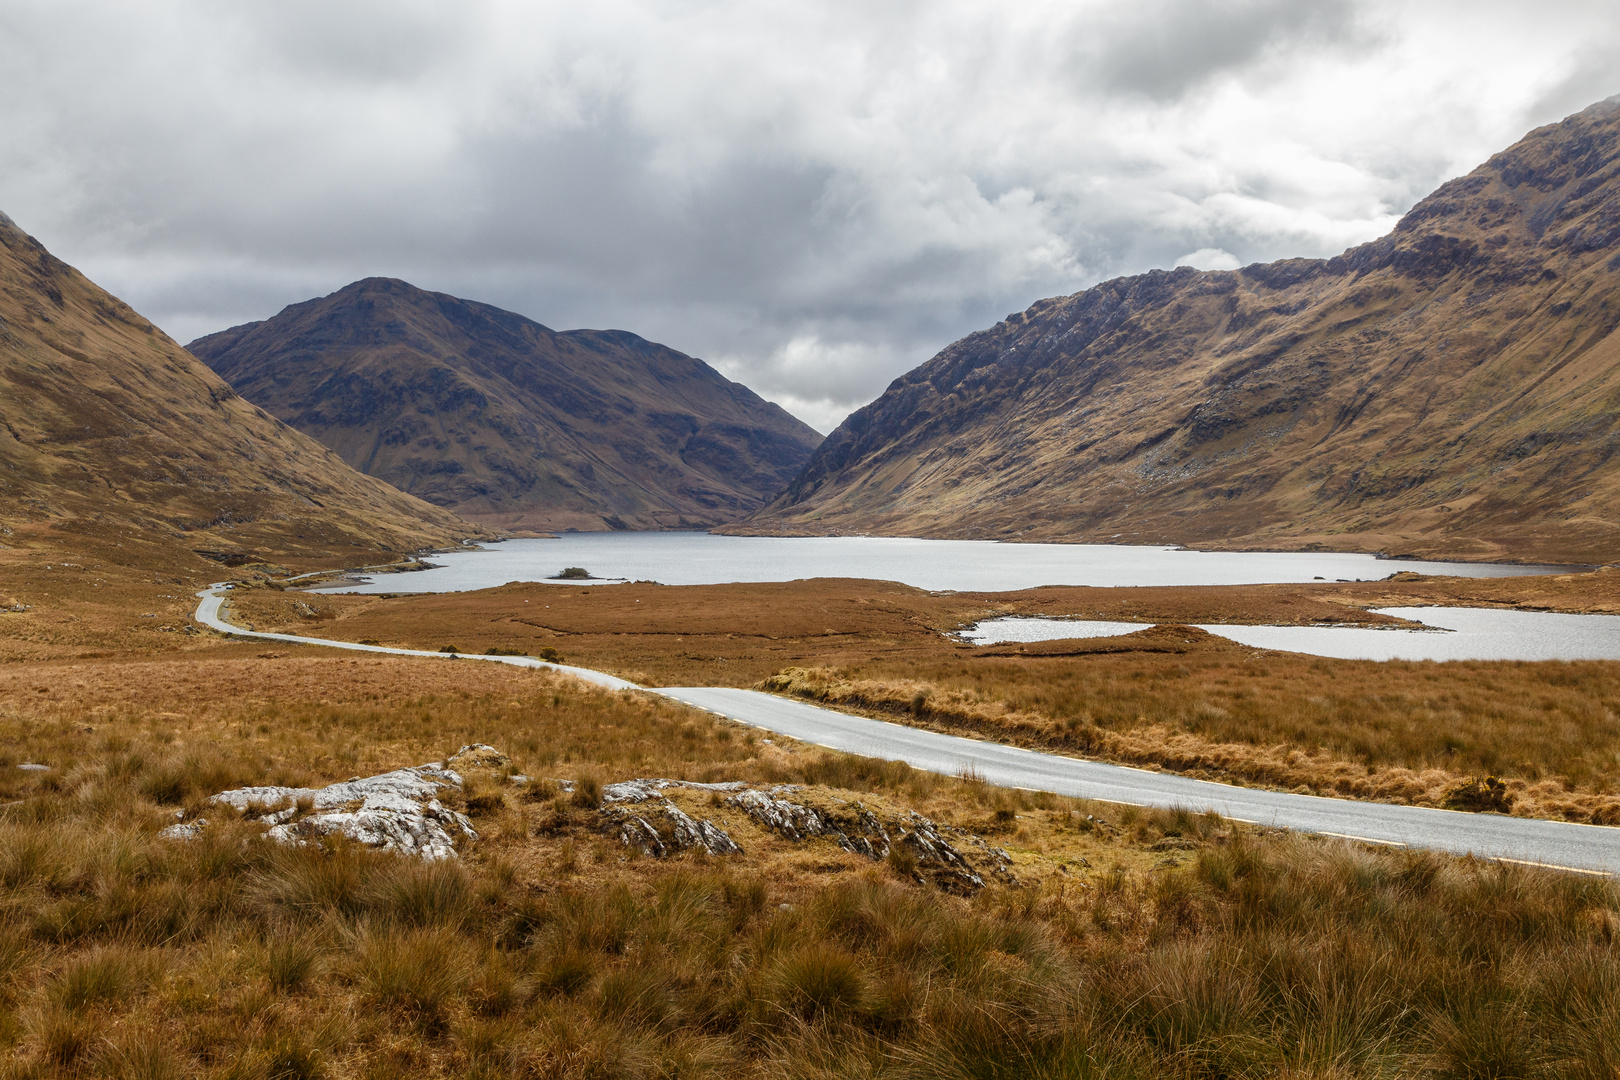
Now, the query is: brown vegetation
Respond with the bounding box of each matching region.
[0,649,1617,1077]
[758,656,1620,824]
[0,214,477,567]
[218,572,1620,824]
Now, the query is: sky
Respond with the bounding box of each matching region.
[3,1,1618,433]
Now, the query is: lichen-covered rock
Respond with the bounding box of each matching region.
[447,744,509,773]
[727,784,1009,892]
[602,778,748,804]
[726,788,828,842]
[589,777,749,857]
[204,759,477,860]
[159,818,207,841]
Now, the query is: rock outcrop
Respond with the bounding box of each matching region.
[177,748,1012,890]
[599,778,748,857]
[586,777,1013,892]
[183,744,502,860]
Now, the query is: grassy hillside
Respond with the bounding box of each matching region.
[0,217,475,563]
[0,213,487,661]
[741,98,1620,565]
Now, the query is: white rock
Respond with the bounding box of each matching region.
[160,819,208,840]
[207,760,475,860]
[602,778,748,804]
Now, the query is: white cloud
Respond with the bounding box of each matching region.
[1175,248,1243,272]
[0,0,1616,431]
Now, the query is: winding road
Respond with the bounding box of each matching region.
[195,585,1620,874]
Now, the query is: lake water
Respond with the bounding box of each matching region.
[958,608,1620,662]
[322,532,1570,595]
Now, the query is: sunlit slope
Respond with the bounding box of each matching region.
[189,278,824,533]
[743,98,1620,564]
[0,213,473,560]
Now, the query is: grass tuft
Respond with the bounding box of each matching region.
[771,942,866,1019]
[49,945,156,1011]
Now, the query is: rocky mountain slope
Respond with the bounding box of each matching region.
[189,280,823,532]
[0,213,472,564]
[741,97,1620,564]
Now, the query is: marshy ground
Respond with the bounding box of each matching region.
[219,570,1620,823]
[4,542,1620,1076]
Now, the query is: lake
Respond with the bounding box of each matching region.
[957,608,1620,662]
[322,532,1570,595]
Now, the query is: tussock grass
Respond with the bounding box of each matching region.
[763,659,1620,823]
[0,651,1617,1075]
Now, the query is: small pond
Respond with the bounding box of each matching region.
[957,608,1620,662]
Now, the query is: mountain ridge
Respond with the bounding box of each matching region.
[735,96,1620,564]
[189,279,823,533]
[0,214,475,565]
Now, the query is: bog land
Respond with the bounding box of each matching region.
[4,533,1620,1075]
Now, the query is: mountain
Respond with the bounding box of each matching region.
[0,213,474,564]
[740,97,1620,565]
[188,280,823,533]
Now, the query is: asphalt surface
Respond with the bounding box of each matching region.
[196,586,1620,874]
[655,687,1620,874]
[192,586,638,690]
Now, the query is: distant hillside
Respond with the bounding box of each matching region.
[189,280,823,533]
[740,97,1620,565]
[0,213,473,563]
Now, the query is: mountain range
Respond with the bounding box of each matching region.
[11,97,1620,570]
[738,98,1620,565]
[189,279,823,533]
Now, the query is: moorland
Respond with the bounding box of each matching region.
[3,630,1619,1078]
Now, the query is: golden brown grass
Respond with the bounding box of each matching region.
[0,650,1617,1077]
[218,573,1620,823]
[761,649,1620,824]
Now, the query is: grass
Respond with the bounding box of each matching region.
[760,656,1620,823]
[0,649,1616,1076]
[216,574,1620,823]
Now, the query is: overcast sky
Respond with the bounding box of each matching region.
[3,1,1618,431]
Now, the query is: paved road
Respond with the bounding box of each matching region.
[195,586,1620,874]
[193,586,638,690]
[656,687,1620,874]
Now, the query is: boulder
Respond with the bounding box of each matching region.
[202,759,477,860]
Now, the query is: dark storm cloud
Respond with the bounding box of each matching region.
[1080,0,1368,101]
[2,0,1617,431]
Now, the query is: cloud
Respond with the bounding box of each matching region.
[1,0,1617,432]
[1176,248,1243,271]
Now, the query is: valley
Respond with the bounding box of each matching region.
[5,92,1620,1079]
[212,565,1620,825]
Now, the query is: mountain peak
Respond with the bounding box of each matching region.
[736,98,1620,564]
[190,283,822,532]
[0,214,473,561]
